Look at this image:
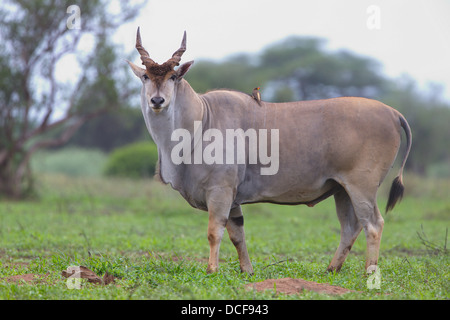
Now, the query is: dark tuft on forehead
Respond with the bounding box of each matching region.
[146,62,175,77]
[144,62,177,85]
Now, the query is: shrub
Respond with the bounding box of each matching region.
[32,148,107,177]
[103,141,158,179]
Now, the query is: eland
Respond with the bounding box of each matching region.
[127,28,412,274]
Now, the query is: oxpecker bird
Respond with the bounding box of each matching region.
[252,87,261,106]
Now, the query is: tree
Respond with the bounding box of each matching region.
[380,76,450,175]
[259,37,386,101]
[0,0,145,198]
[186,54,258,94]
[186,36,387,102]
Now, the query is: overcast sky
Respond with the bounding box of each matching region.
[114,0,450,101]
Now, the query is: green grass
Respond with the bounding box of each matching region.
[31,148,107,177]
[0,173,448,300]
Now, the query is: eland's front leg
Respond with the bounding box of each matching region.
[206,188,233,273]
[226,205,253,274]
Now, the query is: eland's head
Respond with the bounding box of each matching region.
[127,27,194,113]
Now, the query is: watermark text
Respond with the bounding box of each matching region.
[171,121,279,175]
[66,5,81,30]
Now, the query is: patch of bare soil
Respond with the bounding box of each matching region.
[3,266,118,287]
[246,277,355,295]
[4,273,49,284]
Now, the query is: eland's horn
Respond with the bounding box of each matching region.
[169,31,187,65]
[136,27,155,66]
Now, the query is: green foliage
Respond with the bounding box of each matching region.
[260,37,385,99]
[272,86,295,103]
[32,148,107,177]
[103,142,158,179]
[67,108,148,152]
[381,76,450,175]
[186,54,258,93]
[186,36,385,102]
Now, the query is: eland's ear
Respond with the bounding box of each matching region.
[126,60,146,78]
[176,60,194,80]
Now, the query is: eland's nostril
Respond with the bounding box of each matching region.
[151,97,165,106]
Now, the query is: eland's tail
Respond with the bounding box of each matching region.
[386,114,412,213]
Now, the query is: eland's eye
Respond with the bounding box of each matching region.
[143,74,149,80]
[170,74,177,81]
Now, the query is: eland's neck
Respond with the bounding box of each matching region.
[142,79,205,186]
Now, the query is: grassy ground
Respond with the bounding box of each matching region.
[0,172,448,300]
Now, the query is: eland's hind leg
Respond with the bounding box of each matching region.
[226,205,253,274]
[327,187,363,272]
[345,186,384,274]
[361,202,384,273]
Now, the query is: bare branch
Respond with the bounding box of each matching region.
[417,224,448,255]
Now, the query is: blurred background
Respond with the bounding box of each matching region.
[1,0,450,199]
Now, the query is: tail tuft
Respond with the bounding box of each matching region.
[385,114,411,214]
[385,175,404,213]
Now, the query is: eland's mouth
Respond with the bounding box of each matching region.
[152,105,163,113]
